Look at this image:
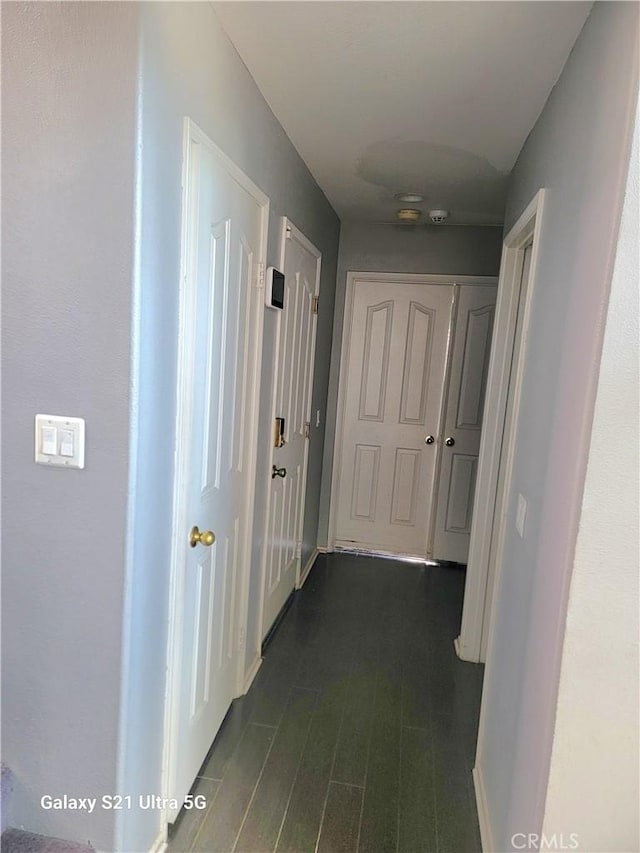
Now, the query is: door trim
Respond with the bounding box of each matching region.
[457,189,546,664]
[257,217,321,642]
[161,118,269,822]
[327,271,498,553]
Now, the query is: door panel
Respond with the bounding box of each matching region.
[433,285,497,563]
[335,280,453,557]
[400,302,436,424]
[351,443,381,520]
[172,129,265,814]
[262,223,320,638]
[390,448,422,525]
[360,301,393,420]
[445,453,477,532]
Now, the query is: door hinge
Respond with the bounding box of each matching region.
[257,262,265,289]
[312,295,319,315]
[285,226,292,240]
[304,421,311,439]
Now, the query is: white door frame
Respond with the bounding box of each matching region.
[457,189,546,664]
[257,216,321,642]
[328,271,498,554]
[161,118,269,824]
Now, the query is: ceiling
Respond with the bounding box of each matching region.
[214,2,591,226]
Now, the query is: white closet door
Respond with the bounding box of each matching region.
[334,279,453,557]
[433,285,497,563]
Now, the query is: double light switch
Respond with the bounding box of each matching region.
[35,414,85,469]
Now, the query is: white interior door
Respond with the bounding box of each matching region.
[261,220,321,638]
[334,278,453,557]
[432,285,497,563]
[168,121,267,817]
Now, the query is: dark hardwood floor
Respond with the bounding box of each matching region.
[168,552,483,853]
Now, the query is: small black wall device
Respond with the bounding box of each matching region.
[266,267,285,310]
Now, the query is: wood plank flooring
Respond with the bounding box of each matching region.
[168,553,483,853]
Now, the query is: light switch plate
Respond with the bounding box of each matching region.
[35,414,85,469]
[516,493,527,538]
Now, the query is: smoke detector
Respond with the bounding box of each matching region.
[396,208,422,223]
[429,209,449,224]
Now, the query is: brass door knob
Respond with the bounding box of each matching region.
[445,437,455,447]
[425,435,435,445]
[189,525,216,548]
[272,465,287,479]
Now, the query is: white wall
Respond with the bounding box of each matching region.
[476,4,639,851]
[318,222,503,544]
[116,5,340,852]
[1,4,138,850]
[542,94,639,853]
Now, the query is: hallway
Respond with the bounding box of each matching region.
[169,553,483,853]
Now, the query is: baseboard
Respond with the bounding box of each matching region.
[473,765,493,853]
[148,829,168,853]
[297,547,319,588]
[454,635,463,659]
[316,545,330,553]
[1,764,13,834]
[455,633,483,664]
[242,653,262,695]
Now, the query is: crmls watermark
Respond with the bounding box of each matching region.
[511,833,580,851]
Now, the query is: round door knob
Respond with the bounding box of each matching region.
[445,437,455,447]
[272,465,287,479]
[424,435,435,445]
[189,525,216,548]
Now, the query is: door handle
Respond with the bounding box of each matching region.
[445,437,455,447]
[272,465,287,479]
[189,525,216,548]
[424,435,435,445]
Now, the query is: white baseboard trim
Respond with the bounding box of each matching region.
[455,634,483,664]
[148,829,168,853]
[473,765,493,853]
[317,545,330,553]
[454,635,463,659]
[298,547,320,588]
[242,653,262,695]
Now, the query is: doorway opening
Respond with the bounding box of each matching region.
[458,189,545,665]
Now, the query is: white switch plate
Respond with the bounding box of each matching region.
[516,493,527,538]
[35,414,85,469]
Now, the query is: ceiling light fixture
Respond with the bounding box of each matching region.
[395,192,424,203]
[396,208,422,223]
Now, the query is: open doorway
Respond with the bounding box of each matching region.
[457,190,545,664]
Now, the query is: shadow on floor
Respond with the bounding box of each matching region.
[169,552,484,853]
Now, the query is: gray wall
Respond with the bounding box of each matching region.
[116,5,339,851]
[1,4,138,850]
[477,4,639,850]
[542,92,639,852]
[318,222,503,544]
[2,3,339,851]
